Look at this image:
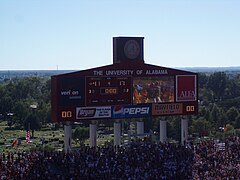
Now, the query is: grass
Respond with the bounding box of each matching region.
[0,121,65,153]
[0,121,114,153]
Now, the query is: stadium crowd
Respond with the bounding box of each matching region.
[0,137,240,179]
[0,140,192,179]
[193,136,240,179]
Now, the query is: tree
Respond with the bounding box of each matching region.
[25,112,41,138]
[73,127,89,145]
[198,73,209,89]
[225,124,235,138]
[207,72,227,101]
[192,117,211,137]
[209,103,226,128]
[226,107,239,124]
[13,101,29,127]
[167,116,181,142]
[234,114,240,129]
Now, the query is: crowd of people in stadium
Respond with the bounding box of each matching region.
[192,136,240,179]
[0,136,240,179]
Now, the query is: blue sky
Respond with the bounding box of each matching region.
[0,0,240,70]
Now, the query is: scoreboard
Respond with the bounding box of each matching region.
[86,77,131,106]
[51,62,198,122]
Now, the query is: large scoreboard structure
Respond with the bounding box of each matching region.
[51,61,198,122]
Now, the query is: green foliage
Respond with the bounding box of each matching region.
[191,117,211,137]
[73,127,89,144]
[234,115,240,129]
[167,116,181,142]
[226,107,239,124]
[225,124,235,138]
[207,72,227,100]
[0,76,51,129]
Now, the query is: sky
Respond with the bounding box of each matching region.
[0,0,240,70]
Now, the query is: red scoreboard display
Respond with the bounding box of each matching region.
[51,62,198,122]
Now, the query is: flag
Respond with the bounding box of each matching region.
[12,139,18,147]
[26,130,30,144]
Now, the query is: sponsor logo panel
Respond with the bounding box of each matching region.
[76,106,111,119]
[112,104,151,118]
[152,103,183,116]
[176,75,197,102]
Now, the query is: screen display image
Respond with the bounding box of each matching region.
[133,76,174,104]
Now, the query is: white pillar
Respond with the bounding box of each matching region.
[160,120,167,143]
[114,122,121,146]
[137,121,144,135]
[181,118,188,145]
[90,124,97,147]
[64,122,72,153]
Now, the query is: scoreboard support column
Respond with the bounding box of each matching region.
[64,121,72,153]
[160,118,167,143]
[90,123,97,148]
[181,118,188,145]
[137,121,144,138]
[114,121,121,147]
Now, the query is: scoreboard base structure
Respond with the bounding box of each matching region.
[62,116,191,153]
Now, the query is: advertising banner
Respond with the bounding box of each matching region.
[76,106,111,119]
[152,103,183,116]
[112,104,151,119]
[58,77,85,106]
[176,75,197,102]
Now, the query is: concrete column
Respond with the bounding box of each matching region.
[90,124,97,148]
[160,120,167,143]
[64,122,72,153]
[181,118,188,145]
[114,122,121,146]
[137,121,144,135]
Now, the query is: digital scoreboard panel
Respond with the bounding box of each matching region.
[86,76,132,106]
[51,63,198,122]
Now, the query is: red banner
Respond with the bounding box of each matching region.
[176,75,197,102]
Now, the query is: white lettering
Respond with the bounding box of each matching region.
[136,70,143,75]
[179,91,196,98]
[105,70,134,76]
[123,107,149,115]
[146,69,168,75]
[61,90,71,95]
[93,70,103,76]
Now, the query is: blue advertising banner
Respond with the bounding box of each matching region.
[112,104,151,119]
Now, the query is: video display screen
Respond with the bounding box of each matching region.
[133,76,174,104]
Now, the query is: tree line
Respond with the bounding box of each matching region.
[0,71,240,141]
[0,76,51,136]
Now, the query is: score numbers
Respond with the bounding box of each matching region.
[86,77,131,106]
[184,103,198,115]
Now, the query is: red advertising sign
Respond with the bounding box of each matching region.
[176,75,197,102]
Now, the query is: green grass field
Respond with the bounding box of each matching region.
[0,121,114,153]
[0,121,66,153]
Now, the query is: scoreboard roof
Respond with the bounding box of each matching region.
[51,61,198,122]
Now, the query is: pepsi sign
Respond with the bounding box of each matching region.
[112,104,151,119]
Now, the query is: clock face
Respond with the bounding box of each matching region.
[124,40,140,59]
